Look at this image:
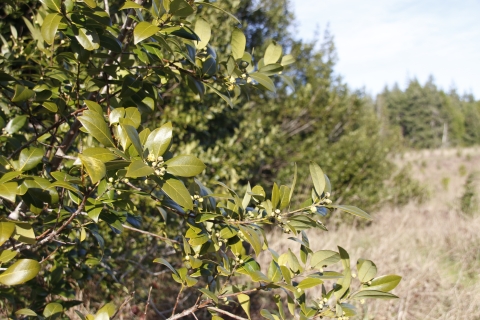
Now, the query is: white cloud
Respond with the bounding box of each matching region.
[291,0,480,97]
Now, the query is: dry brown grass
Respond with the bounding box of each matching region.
[262,147,480,319]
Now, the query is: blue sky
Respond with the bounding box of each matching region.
[291,0,480,98]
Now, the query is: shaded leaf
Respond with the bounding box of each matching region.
[357,259,377,283]
[231,28,246,60]
[162,176,193,210]
[0,222,15,246]
[264,41,282,65]
[238,294,251,319]
[134,22,160,44]
[16,147,44,171]
[249,72,276,92]
[12,85,35,102]
[5,115,28,134]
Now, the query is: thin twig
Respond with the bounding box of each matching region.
[111,291,135,320]
[207,307,248,320]
[122,224,180,244]
[144,286,153,316]
[171,285,184,317]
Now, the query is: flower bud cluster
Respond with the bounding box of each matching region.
[147,154,166,176]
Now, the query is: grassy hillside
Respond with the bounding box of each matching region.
[263,147,480,319]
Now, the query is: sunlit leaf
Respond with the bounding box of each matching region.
[0,259,40,285]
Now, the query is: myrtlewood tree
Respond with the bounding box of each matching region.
[0,0,401,319]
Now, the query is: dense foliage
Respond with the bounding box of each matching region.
[0,0,404,319]
[377,78,480,149]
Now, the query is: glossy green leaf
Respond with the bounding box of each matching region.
[258,63,284,76]
[309,161,325,198]
[357,259,377,283]
[281,54,295,66]
[249,72,276,92]
[82,148,117,162]
[0,250,17,263]
[120,0,144,9]
[310,250,340,269]
[0,222,15,246]
[267,260,282,283]
[5,115,28,134]
[204,83,233,108]
[145,122,172,158]
[231,28,246,60]
[42,101,58,112]
[41,13,62,45]
[0,171,22,184]
[239,226,262,256]
[12,85,35,102]
[170,0,194,17]
[165,155,205,177]
[264,41,282,65]
[16,147,44,171]
[194,18,211,49]
[134,22,160,44]
[42,0,61,12]
[14,222,36,244]
[327,204,372,221]
[47,181,81,194]
[15,308,37,316]
[0,259,40,285]
[83,0,96,8]
[236,294,251,319]
[153,257,179,276]
[84,100,103,114]
[43,302,63,317]
[198,288,218,304]
[78,154,106,184]
[162,176,193,210]
[364,275,402,292]
[126,160,154,178]
[78,110,115,147]
[351,290,399,300]
[297,277,323,290]
[75,28,100,51]
[0,182,17,203]
[260,309,276,320]
[121,124,143,157]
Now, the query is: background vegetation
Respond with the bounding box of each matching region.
[0,0,478,319]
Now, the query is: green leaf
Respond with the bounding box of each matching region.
[120,124,143,157]
[0,222,15,246]
[170,0,194,17]
[42,0,61,12]
[162,176,193,210]
[198,288,218,304]
[82,148,117,162]
[12,85,35,102]
[0,182,17,203]
[309,162,325,198]
[351,290,399,300]
[357,259,377,283]
[260,309,275,320]
[264,41,282,65]
[204,84,233,108]
[297,277,323,290]
[165,155,205,177]
[14,222,36,244]
[43,302,63,317]
[120,0,144,9]
[238,294,251,319]
[231,28,246,60]
[239,226,262,256]
[42,101,58,112]
[97,302,115,317]
[0,259,40,285]
[16,147,44,171]
[126,160,154,178]
[281,54,295,66]
[134,22,160,45]
[310,250,340,269]
[153,257,179,276]
[47,181,81,194]
[363,275,402,292]
[249,72,276,92]
[145,122,172,158]
[75,28,100,51]
[83,0,97,9]
[0,250,17,263]
[267,260,282,283]
[84,100,103,114]
[327,205,372,221]
[41,13,62,45]
[5,115,28,134]
[78,110,115,147]
[258,63,284,76]
[194,18,211,49]
[78,154,106,184]
[15,308,38,316]
[0,171,22,184]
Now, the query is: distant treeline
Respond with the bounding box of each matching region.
[376,78,480,149]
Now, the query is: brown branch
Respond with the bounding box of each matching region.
[166,304,200,320]
[171,285,184,317]
[111,291,135,320]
